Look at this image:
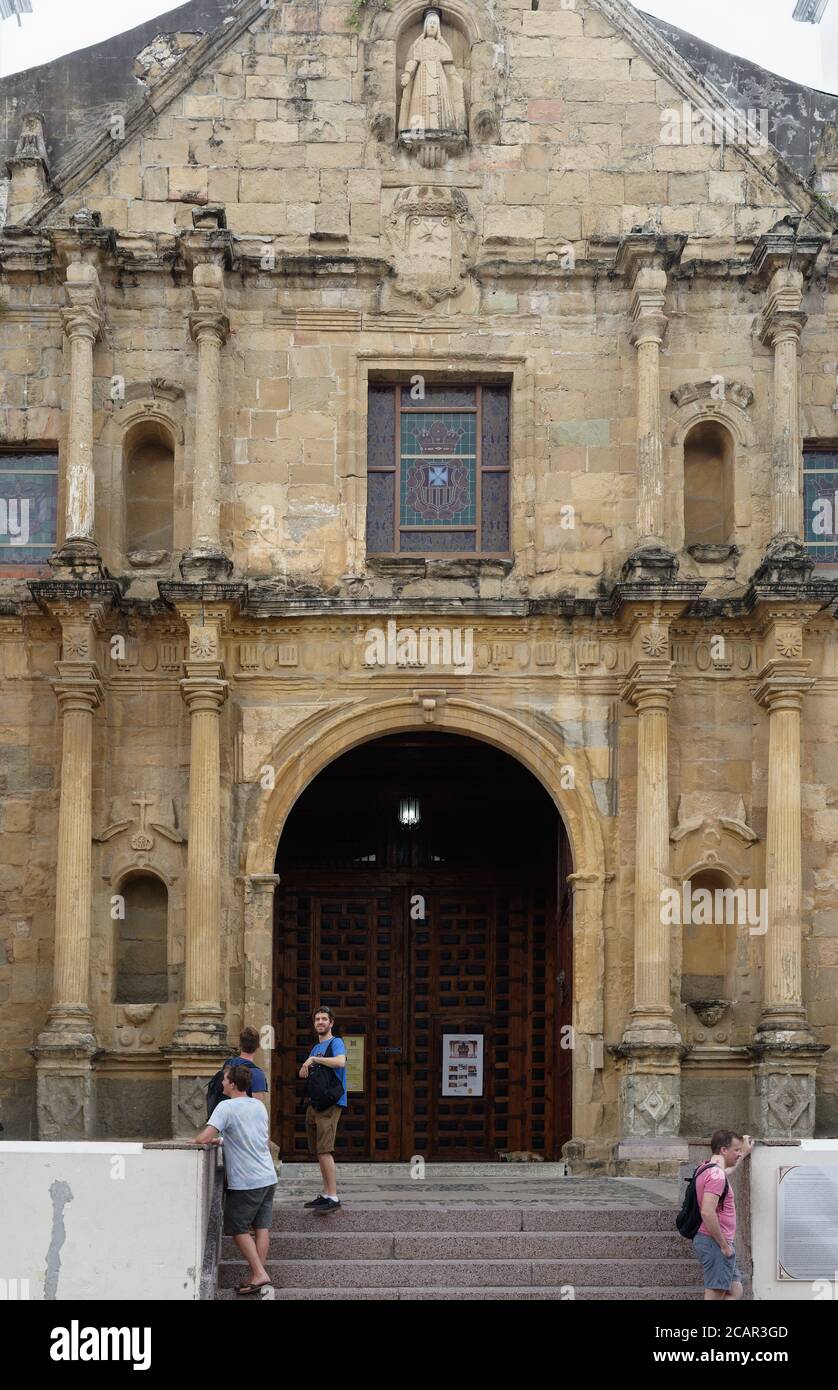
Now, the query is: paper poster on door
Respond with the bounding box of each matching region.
[442,1034,484,1097]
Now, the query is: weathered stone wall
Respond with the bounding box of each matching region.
[0,0,836,1156]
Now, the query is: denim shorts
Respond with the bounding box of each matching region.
[693,1233,742,1290]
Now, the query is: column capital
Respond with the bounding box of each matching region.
[758,266,807,346]
[189,307,230,346]
[62,259,103,341]
[180,674,228,714]
[53,661,104,713]
[621,660,675,711]
[60,302,102,343]
[753,659,814,711]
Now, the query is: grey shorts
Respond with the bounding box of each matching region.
[693,1233,743,1290]
[223,1183,276,1235]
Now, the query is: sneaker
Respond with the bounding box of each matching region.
[304,1195,330,1209]
[317,1198,341,1215]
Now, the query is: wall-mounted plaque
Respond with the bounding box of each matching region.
[778,1165,838,1279]
[442,1033,484,1097]
[343,1035,365,1093]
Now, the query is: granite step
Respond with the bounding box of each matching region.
[216,1284,705,1301]
[216,1257,703,1289]
[220,1230,689,1261]
[269,1204,680,1233]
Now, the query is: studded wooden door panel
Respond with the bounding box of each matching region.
[273,887,405,1160]
[274,880,559,1160]
[405,886,557,1160]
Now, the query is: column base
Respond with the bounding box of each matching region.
[179,546,233,582]
[611,1039,686,1140]
[612,1135,690,1177]
[48,538,107,580]
[163,1043,233,1137]
[748,1039,829,1138]
[30,1034,100,1140]
[621,542,679,584]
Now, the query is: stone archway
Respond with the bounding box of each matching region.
[238,695,608,1150]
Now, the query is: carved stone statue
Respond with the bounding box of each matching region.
[398,8,466,168]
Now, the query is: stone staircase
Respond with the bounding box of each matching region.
[215,1166,706,1301]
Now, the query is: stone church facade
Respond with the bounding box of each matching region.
[1,0,838,1170]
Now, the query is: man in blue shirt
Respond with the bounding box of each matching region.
[299,1005,346,1214]
[225,1025,269,1104]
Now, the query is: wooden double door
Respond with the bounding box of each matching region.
[273,871,571,1161]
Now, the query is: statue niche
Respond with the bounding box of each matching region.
[398,8,467,168]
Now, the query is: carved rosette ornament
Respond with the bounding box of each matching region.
[385,184,476,306]
[398,9,467,168]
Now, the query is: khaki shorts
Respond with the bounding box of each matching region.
[306,1103,342,1156]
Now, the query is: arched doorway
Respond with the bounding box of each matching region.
[271,732,572,1161]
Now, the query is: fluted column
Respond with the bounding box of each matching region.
[613,622,686,1156]
[623,666,678,1042]
[175,664,228,1044]
[759,268,807,546]
[52,262,103,573]
[753,640,814,1041]
[631,268,669,549]
[751,622,825,1138]
[49,675,101,1032]
[181,263,232,581]
[615,233,684,584]
[32,602,108,1141]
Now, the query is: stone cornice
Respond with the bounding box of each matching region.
[614,231,687,282]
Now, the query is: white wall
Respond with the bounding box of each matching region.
[751,1141,838,1300]
[0,1142,217,1301]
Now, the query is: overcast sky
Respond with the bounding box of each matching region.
[0,0,829,88]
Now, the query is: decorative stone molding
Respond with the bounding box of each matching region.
[670,380,754,411]
[6,111,50,226]
[384,184,476,305]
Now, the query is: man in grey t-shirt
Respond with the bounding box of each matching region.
[193,1063,277,1296]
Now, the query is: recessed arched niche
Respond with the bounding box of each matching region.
[115,872,169,1005]
[683,420,735,557]
[123,418,175,567]
[364,1,501,153]
[680,866,737,1009]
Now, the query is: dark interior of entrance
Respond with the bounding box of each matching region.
[273,733,572,1161]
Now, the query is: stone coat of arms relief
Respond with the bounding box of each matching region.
[385,183,477,307]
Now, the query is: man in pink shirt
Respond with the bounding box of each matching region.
[693,1128,754,1300]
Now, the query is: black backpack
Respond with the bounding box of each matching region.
[305,1039,344,1112]
[676,1160,729,1238]
[206,1058,255,1118]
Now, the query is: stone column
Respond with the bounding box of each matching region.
[181,264,232,581]
[616,233,684,583]
[759,269,807,547]
[243,873,280,1123]
[167,608,231,1134]
[751,618,826,1137]
[565,871,607,1171]
[623,665,677,1044]
[631,267,669,550]
[52,263,104,575]
[613,623,687,1168]
[32,604,106,1139]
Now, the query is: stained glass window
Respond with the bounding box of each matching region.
[804,450,838,563]
[366,382,510,556]
[0,451,58,568]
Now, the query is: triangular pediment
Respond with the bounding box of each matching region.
[3,0,834,238]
